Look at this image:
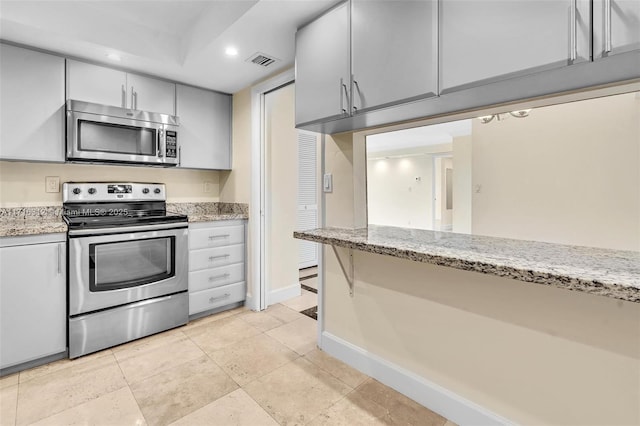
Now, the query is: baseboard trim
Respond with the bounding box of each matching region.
[268,282,301,306]
[320,332,512,426]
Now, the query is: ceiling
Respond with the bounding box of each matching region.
[0,0,339,94]
[366,120,472,153]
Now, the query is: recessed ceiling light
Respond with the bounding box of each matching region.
[225,47,238,57]
[106,53,121,61]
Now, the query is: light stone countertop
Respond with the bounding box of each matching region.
[294,225,640,303]
[0,202,248,237]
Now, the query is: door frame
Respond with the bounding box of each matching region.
[248,69,295,311]
[431,152,453,231]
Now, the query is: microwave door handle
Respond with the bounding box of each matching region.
[157,129,164,158]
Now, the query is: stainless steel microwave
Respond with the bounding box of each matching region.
[66,100,180,167]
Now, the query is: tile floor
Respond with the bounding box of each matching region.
[0,301,455,426]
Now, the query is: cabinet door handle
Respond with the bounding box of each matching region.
[570,0,577,61]
[130,86,135,109]
[209,254,230,261]
[57,243,62,275]
[604,0,612,53]
[121,85,126,108]
[209,273,230,282]
[352,76,360,114]
[209,293,231,303]
[178,146,182,167]
[208,234,230,240]
[133,90,138,110]
[340,78,349,116]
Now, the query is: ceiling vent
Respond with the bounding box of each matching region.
[246,52,279,67]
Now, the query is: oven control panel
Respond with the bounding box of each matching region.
[63,182,166,202]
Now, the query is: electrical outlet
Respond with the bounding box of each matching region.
[203,182,213,193]
[45,176,60,193]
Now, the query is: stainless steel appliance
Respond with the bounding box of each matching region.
[66,100,180,166]
[63,182,188,358]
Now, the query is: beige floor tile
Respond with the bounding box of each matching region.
[264,304,306,324]
[210,334,299,386]
[0,384,18,426]
[130,355,238,426]
[116,336,206,385]
[356,379,447,426]
[185,316,262,354]
[266,316,318,356]
[280,289,318,312]
[243,357,352,425]
[18,349,112,384]
[239,310,286,332]
[15,353,126,425]
[169,388,278,426]
[444,421,458,426]
[304,349,368,388]
[0,373,18,390]
[308,390,392,426]
[111,327,186,360]
[180,306,248,332]
[29,387,146,426]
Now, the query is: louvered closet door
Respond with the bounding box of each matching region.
[297,131,318,269]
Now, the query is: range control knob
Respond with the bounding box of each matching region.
[142,188,150,194]
[72,188,81,195]
[88,188,97,195]
[154,188,161,194]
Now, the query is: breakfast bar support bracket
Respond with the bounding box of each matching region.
[331,245,354,297]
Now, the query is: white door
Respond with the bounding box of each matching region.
[297,131,319,269]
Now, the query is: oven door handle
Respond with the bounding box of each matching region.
[68,222,188,236]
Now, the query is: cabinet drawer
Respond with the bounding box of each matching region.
[189,225,244,250]
[189,263,244,292]
[189,282,245,315]
[189,244,244,271]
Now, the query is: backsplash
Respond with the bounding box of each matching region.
[0,161,221,207]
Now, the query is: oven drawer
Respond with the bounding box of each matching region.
[189,282,245,315]
[189,263,244,292]
[189,244,244,271]
[189,225,244,250]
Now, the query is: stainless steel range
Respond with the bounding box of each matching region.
[63,182,188,358]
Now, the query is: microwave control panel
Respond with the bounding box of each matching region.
[165,131,177,158]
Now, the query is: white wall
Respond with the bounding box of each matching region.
[472,91,640,251]
[452,135,472,234]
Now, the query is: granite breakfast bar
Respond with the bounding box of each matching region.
[294,225,640,303]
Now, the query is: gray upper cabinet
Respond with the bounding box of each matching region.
[593,0,640,59]
[127,73,176,115]
[67,60,176,115]
[351,0,437,113]
[439,0,591,93]
[177,84,232,170]
[295,1,350,125]
[0,44,65,162]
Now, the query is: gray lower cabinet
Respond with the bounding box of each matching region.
[188,221,246,316]
[0,43,65,162]
[0,234,66,371]
[593,0,640,59]
[177,84,232,170]
[439,0,591,93]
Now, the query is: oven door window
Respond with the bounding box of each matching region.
[89,237,175,292]
[78,120,157,156]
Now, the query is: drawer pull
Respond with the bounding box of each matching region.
[208,234,230,240]
[209,293,231,303]
[209,254,230,261]
[209,273,230,282]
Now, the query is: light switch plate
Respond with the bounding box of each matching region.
[323,173,333,193]
[45,176,60,193]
